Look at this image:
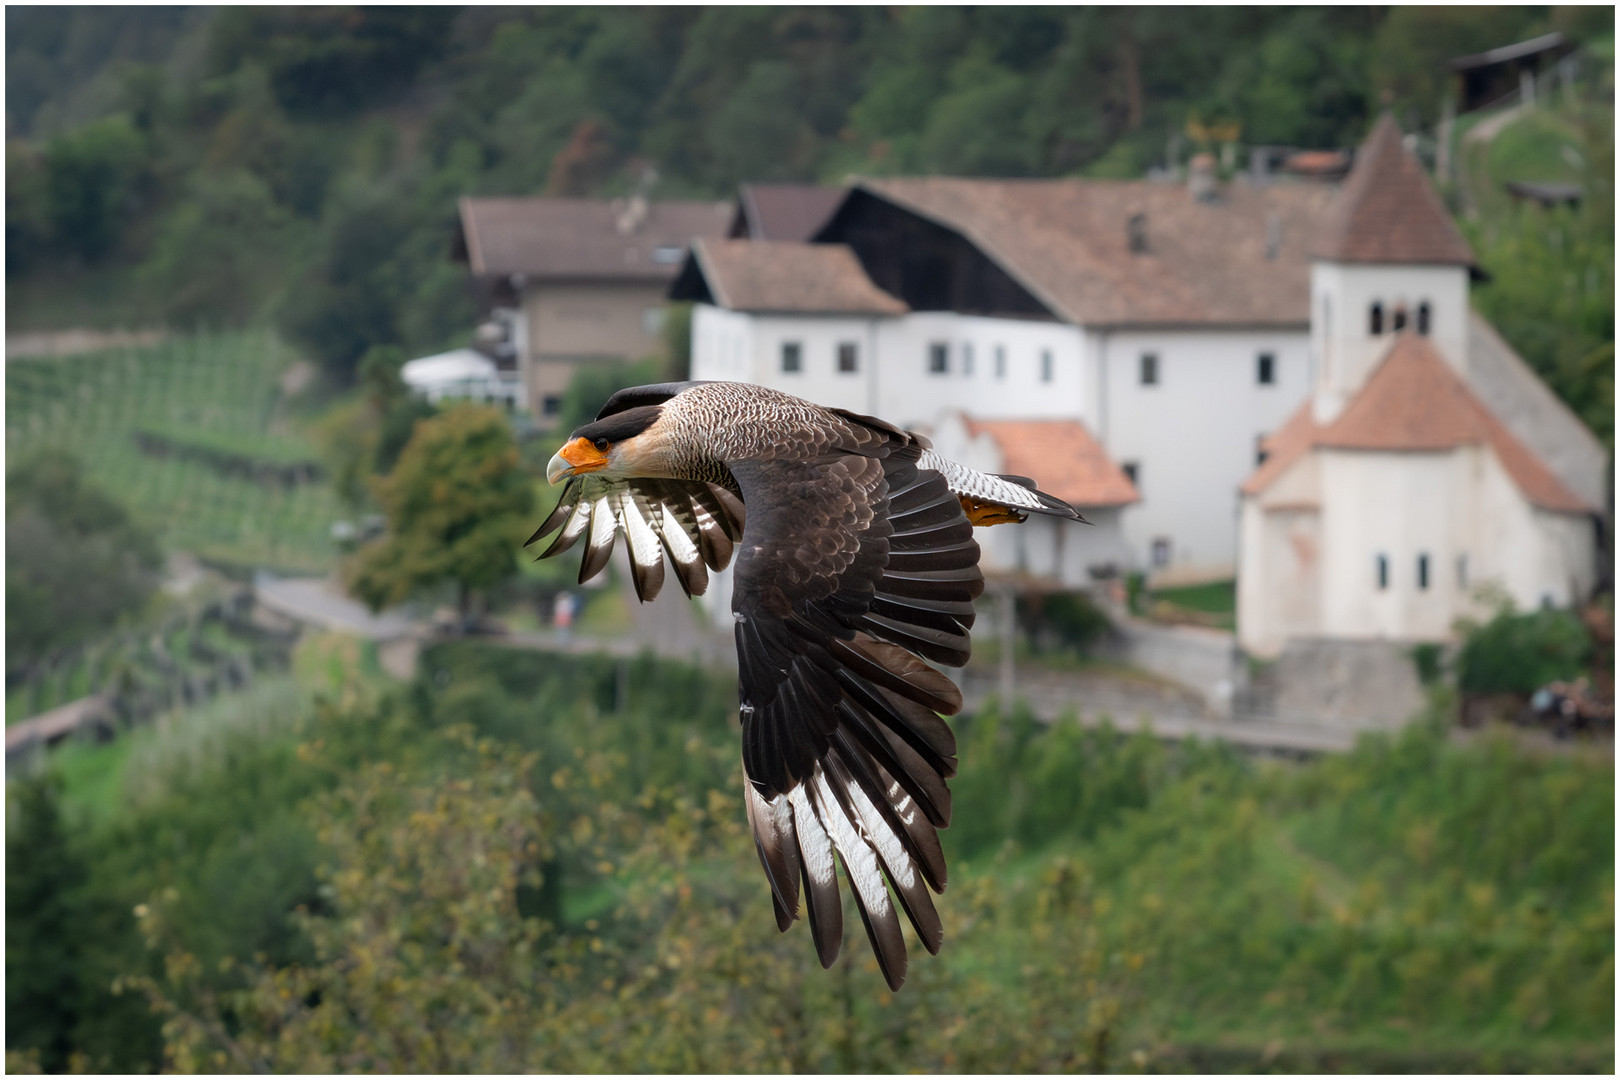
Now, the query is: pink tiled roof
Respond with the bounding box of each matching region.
[963,417,1140,509]
[1243,334,1590,514]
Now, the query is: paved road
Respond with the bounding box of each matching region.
[250,565,1363,756]
[254,572,416,639]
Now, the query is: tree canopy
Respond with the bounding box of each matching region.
[345,404,535,617]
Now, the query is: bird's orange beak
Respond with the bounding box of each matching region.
[546,437,610,484]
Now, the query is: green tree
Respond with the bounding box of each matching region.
[5,452,164,675]
[6,775,88,1072]
[41,113,147,261]
[346,405,534,620]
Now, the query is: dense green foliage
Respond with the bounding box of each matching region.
[5,453,163,675]
[8,641,1610,1072]
[5,777,89,1073]
[1455,596,1594,695]
[346,405,536,616]
[4,332,343,573]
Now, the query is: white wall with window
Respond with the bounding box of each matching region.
[689,305,883,413]
[1097,328,1311,584]
[1241,441,1596,656]
[1309,262,1469,423]
[871,313,1087,429]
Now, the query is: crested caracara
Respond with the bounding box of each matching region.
[533,381,1082,990]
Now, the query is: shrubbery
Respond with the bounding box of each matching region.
[9,641,1611,1072]
[1454,597,1593,696]
[5,453,164,676]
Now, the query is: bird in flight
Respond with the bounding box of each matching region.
[533,381,1081,990]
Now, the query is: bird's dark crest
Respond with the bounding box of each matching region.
[569,405,664,444]
[595,381,707,420]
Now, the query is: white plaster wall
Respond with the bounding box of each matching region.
[1467,447,1596,613]
[691,305,882,413]
[690,304,757,383]
[1318,448,1469,641]
[1237,501,1324,657]
[1310,262,1469,422]
[1097,328,1311,581]
[873,314,1088,430]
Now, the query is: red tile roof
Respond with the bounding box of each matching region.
[457,196,733,281]
[962,417,1140,509]
[1243,334,1591,513]
[690,239,907,315]
[1313,113,1475,266]
[859,176,1336,328]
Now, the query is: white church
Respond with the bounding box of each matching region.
[671,114,1605,650]
[1236,114,1603,655]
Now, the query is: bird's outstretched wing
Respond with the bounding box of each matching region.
[726,428,982,992]
[525,475,745,601]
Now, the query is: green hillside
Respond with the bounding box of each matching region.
[7,644,1611,1072]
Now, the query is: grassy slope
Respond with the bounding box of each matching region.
[5,330,342,573]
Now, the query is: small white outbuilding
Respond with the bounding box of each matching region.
[400,348,521,408]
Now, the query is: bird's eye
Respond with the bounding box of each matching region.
[593,438,610,452]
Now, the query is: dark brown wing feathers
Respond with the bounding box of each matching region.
[531,388,1076,992]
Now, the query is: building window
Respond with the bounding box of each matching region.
[1150,537,1171,567]
[1139,352,1159,386]
[994,345,1006,379]
[1257,352,1275,385]
[1121,461,1139,488]
[1369,302,1384,335]
[1040,349,1053,383]
[1375,554,1389,590]
[641,306,667,336]
[1417,553,1430,590]
[652,245,686,264]
[781,341,802,373]
[1456,553,1468,588]
[928,342,948,375]
[837,342,858,374]
[1417,301,1431,335]
[1255,434,1269,466]
[962,343,974,376]
[542,395,562,416]
[1393,303,1409,332]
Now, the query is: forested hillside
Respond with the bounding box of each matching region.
[7,6,1611,394]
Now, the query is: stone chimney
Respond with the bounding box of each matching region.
[1127,212,1148,253]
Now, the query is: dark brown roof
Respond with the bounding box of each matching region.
[1312,113,1475,266]
[962,417,1140,508]
[730,184,848,242]
[1243,334,1590,513]
[857,176,1337,328]
[457,196,733,281]
[690,239,907,315]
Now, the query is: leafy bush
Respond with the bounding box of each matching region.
[1454,599,1592,696]
[6,452,163,675]
[1017,589,1113,654]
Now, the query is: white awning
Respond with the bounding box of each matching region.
[400,348,498,390]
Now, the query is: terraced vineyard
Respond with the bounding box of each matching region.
[5,331,343,573]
